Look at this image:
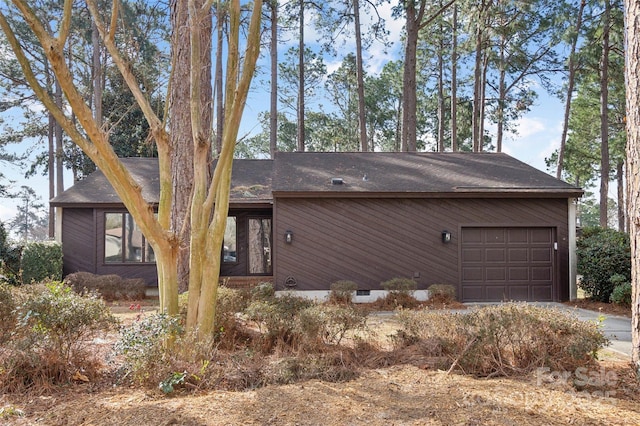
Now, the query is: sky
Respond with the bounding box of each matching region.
[0,3,569,225]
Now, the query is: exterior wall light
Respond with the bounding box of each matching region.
[285,230,293,244]
[442,230,452,243]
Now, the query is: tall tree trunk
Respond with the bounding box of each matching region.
[472,3,484,152]
[617,161,625,232]
[557,0,585,179]
[599,0,611,228]
[624,0,640,371]
[353,0,368,152]
[169,0,213,293]
[45,59,55,238]
[54,79,64,194]
[478,50,489,152]
[401,1,421,152]
[437,9,445,152]
[297,0,305,151]
[215,5,224,155]
[269,0,278,157]
[48,111,55,238]
[496,31,506,152]
[450,4,457,152]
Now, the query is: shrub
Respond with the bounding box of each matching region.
[428,284,456,299]
[0,282,16,344]
[328,280,357,304]
[393,303,608,377]
[15,282,118,362]
[577,227,630,302]
[609,274,631,306]
[297,304,368,346]
[115,313,183,384]
[0,282,118,391]
[64,272,147,301]
[0,222,21,285]
[244,292,314,350]
[380,277,417,295]
[251,282,276,302]
[20,241,63,284]
[374,278,420,309]
[0,245,23,286]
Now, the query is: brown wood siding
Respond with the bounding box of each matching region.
[61,208,97,276]
[274,198,570,301]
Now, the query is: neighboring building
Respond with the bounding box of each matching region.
[50,152,583,303]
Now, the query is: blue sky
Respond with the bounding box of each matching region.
[0,4,569,225]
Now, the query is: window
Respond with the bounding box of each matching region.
[223,216,237,263]
[248,218,272,274]
[104,213,155,263]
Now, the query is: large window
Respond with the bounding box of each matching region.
[105,213,155,264]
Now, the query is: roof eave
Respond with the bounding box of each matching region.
[272,190,584,199]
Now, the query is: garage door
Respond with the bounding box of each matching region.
[460,227,555,302]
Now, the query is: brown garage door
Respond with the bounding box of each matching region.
[460,227,555,302]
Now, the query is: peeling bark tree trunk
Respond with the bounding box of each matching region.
[624,0,640,370]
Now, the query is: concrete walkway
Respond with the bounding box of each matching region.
[466,302,632,357]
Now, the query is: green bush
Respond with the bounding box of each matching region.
[64,272,147,301]
[0,222,19,284]
[0,282,16,344]
[609,274,631,306]
[15,282,118,361]
[577,227,630,302]
[328,280,357,304]
[251,282,276,302]
[380,277,417,295]
[0,282,118,391]
[244,292,314,349]
[394,303,608,377]
[20,241,63,284]
[428,284,457,299]
[115,313,183,384]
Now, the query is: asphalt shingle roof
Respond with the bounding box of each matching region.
[272,152,582,197]
[50,152,582,207]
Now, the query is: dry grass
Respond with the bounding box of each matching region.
[1,296,637,425]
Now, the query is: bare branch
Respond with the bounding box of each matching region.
[86,0,169,152]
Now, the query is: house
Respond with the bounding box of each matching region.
[50,152,583,303]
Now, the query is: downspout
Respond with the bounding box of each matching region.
[568,198,578,300]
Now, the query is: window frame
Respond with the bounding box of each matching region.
[103,212,155,265]
[222,215,239,265]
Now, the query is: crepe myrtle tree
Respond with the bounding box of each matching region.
[0,0,262,338]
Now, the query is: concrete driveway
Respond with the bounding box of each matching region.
[466,302,632,357]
